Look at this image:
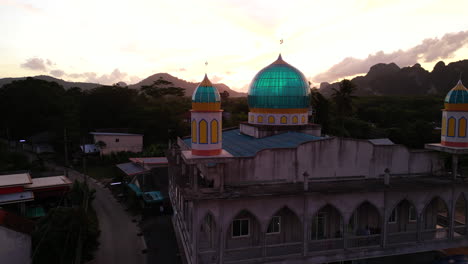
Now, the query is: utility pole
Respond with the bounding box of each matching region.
[64,128,69,177]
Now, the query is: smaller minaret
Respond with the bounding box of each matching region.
[441,79,468,147]
[190,74,223,156]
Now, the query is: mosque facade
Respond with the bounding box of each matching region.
[169,55,468,264]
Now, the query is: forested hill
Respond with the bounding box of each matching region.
[0,75,101,90]
[0,73,246,97]
[319,59,468,97]
[129,73,246,97]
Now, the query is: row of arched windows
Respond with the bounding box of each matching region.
[442,116,467,137]
[192,119,219,144]
[250,115,307,124]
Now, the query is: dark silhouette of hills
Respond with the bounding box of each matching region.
[319,59,468,97]
[0,73,246,97]
[0,75,101,90]
[129,73,246,97]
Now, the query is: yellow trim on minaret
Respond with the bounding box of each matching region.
[192,102,221,111]
[250,108,308,114]
[444,103,468,111]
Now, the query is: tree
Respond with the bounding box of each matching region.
[221,90,230,101]
[310,88,330,133]
[32,181,99,264]
[140,77,185,98]
[331,79,356,136]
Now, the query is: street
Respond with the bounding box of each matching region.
[68,169,146,264]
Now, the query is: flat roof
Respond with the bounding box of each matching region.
[0,173,32,188]
[25,176,72,190]
[0,191,34,205]
[183,129,322,157]
[130,157,168,164]
[90,132,143,136]
[116,162,148,176]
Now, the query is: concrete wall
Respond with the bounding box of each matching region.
[93,134,143,155]
[0,226,31,264]
[222,138,444,185]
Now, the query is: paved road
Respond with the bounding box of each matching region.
[68,169,146,264]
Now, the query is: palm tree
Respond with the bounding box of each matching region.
[332,79,356,136]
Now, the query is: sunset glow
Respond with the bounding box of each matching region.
[1,0,468,91]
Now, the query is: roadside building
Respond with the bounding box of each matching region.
[0,173,72,217]
[90,132,143,155]
[169,55,468,264]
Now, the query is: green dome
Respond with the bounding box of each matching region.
[192,74,221,103]
[248,55,310,109]
[445,80,468,104]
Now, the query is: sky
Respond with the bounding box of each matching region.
[1,0,468,92]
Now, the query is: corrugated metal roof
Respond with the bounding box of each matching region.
[129,157,168,164]
[183,129,321,157]
[0,173,32,188]
[116,162,148,176]
[25,176,72,190]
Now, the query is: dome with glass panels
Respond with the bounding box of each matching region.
[247,54,310,126]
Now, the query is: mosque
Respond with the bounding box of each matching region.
[169,54,468,264]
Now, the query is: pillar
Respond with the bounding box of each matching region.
[381,190,388,248]
[219,203,225,263]
[302,195,308,255]
[449,186,455,239]
[453,154,459,180]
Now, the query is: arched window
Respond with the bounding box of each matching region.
[268,116,275,124]
[301,116,306,123]
[211,120,218,143]
[448,117,456,137]
[280,116,287,124]
[249,115,254,122]
[292,116,298,124]
[199,120,208,143]
[257,116,263,123]
[191,120,197,143]
[459,117,467,137]
[441,117,446,136]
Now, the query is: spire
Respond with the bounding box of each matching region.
[273,53,287,65]
[199,74,213,87]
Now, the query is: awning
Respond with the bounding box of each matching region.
[116,162,148,176]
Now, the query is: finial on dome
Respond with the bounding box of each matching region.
[199,73,213,87]
[273,53,286,65]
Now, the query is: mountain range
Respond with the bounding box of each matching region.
[0,73,246,97]
[318,59,468,97]
[2,59,468,98]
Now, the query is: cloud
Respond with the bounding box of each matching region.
[67,69,134,85]
[50,69,65,77]
[210,75,223,83]
[0,0,42,13]
[178,68,186,71]
[20,58,48,71]
[46,59,54,66]
[313,30,468,83]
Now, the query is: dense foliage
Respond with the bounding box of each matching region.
[32,181,99,264]
[0,77,446,154]
[311,80,443,148]
[0,77,191,157]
